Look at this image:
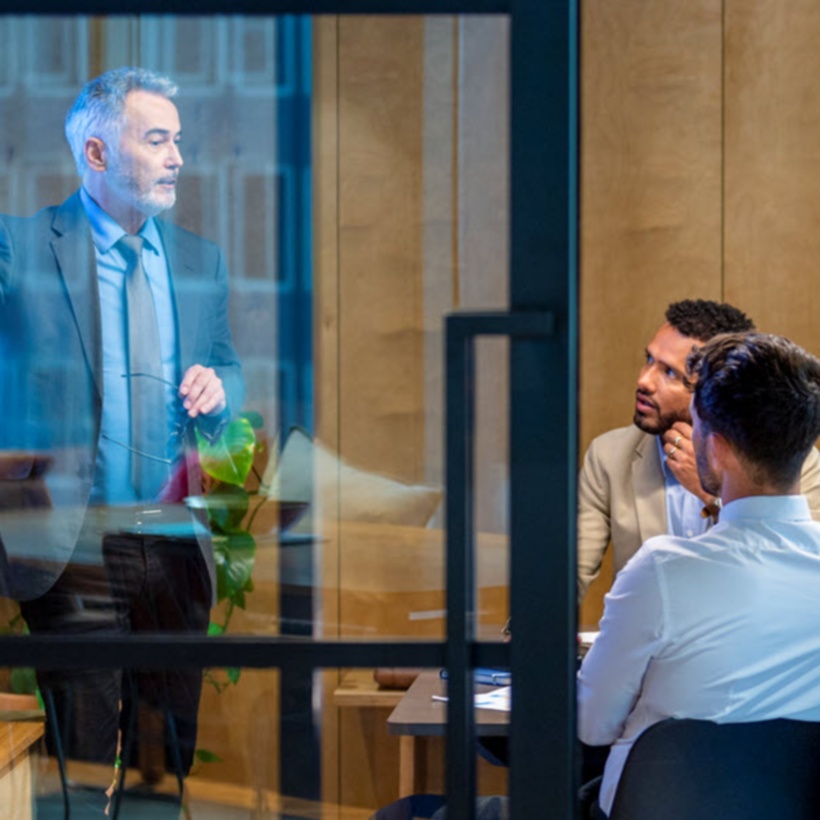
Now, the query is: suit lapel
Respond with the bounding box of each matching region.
[632,432,668,545]
[50,193,102,398]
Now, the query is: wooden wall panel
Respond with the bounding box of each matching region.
[315,16,511,813]
[314,17,341,455]
[579,0,723,625]
[421,16,456,511]
[313,16,343,810]
[457,18,510,537]
[724,0,820,356]
[336,16,427,485]
[315,16,431,813]
[313,0,820,809]
[581,0,723,449]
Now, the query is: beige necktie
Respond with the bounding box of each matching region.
[118,234,168,499]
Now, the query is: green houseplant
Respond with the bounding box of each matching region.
[194,411,265,693]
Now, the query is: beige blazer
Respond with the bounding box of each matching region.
[577,425,820,602]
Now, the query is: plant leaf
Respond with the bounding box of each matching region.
[227,667,241,685]
[224,532,256,599]
[194,748,224,764]
[197,417,257,487]
[213,539,229,602]
[241,411,264,430]
[10,667,37,695]
[206,484,249,533]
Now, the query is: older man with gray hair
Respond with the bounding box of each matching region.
[0,66,243,802]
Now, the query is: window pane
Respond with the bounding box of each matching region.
[0,663,513,817]
[0,13,511,817]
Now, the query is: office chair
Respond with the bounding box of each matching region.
[609,717,820,820]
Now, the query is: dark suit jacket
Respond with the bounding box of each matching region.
[0,191,244,600]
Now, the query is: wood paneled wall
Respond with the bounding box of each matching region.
[580,0,820,624]
[315,1,820,809]
[318,16,427,482]
[724,1,820,348]
[579,0,725,624]
[313,15,510,812]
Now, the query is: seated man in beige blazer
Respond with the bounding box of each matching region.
[578,299,820,602]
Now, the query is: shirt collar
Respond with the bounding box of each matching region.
[657,436,678,483]
[719,494,811,524]
[79,187,161,256]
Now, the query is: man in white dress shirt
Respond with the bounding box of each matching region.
[578,331,820,818]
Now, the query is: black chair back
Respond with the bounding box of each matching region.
[609,717,820,820]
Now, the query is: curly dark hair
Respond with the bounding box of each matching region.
[666,300,754,342]
[689,333,820,488]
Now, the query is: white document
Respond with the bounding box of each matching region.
[474,686,511,712]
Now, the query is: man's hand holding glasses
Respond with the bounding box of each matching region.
[100,372,190,465]
[179,364,226,419]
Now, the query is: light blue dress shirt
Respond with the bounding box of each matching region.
[579,494,820,816]
[80,188,180,504]
[657,436,709,539]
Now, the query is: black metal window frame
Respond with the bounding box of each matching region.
[0,2,578,817]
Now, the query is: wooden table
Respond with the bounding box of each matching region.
[387,670,508,796]
[332,670,405,710]
[0,701,46,820]
[288,520,509,810]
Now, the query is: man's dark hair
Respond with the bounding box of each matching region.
[666,300,754,342]
[690,333,820,488]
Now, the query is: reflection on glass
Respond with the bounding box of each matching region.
[0,13,511,817]
[0,46,250,815]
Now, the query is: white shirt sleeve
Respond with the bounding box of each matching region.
[577,543,667,746]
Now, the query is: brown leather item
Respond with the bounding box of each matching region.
[0,453,53,510]
[373,667,422,690]
[0,453,52,481]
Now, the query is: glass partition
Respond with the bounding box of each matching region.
[0,13,522,817]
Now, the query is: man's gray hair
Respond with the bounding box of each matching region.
[65,67,178,174]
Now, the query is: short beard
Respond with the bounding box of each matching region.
[107,149,175,218]
[633,409,685,437]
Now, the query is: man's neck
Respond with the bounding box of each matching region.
[719,474,800,506]
[82,182,147,235]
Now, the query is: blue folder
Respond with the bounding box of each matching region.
[439,667,511,686]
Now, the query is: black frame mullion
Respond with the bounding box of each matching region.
[509,1,578,818]
[0,0,508,12]
[445,312,556,820]
[0,636,516,669]
[445,316,478,820]
[0,3,578,817]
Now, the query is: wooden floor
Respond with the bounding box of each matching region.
[33,758,374,819]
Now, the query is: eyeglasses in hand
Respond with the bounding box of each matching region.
[99,372,189,464]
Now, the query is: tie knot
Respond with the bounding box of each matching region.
[118,234,145,266]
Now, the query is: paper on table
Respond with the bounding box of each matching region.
[432,686,512,712]
[474,686,511,712]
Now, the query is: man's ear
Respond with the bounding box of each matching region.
[84,137,107,172]
[707,431,733,472]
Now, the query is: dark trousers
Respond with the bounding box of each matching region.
[20,529,211,779]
